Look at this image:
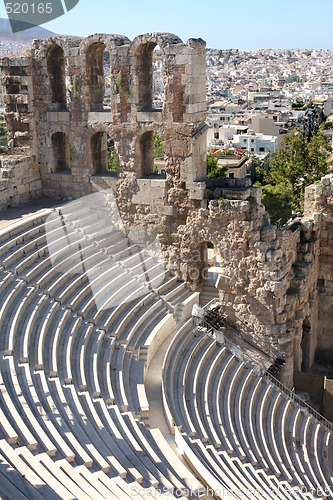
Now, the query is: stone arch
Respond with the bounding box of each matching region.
[51,132,71,173]
[46,44,67,111]
[80,34,131,113]
[85,42,107,111]
[80,34,131,54]
[139,130,166,177]
[91,131,108,174]
[136,42,157,112]
[152,46,164,109]
[131,33,182,112]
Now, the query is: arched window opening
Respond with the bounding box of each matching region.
[91,131,108,175]
[47,44,67,111]
[137,43,164,112]
[207,242,216,266]
[153,132,166,176]
[86,42,108,111]
[104,49,111,108]
[107,134,117,173]
[140,131,165,178]
[153,46,164,110]
[51,132,71,173]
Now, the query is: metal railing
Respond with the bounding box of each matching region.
[266,372,333,432]
[193,299,333,433]
[193,316,269,375]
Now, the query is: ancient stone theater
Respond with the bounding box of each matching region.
[0,32,331,498]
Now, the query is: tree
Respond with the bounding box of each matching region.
[260,183,296,225]
[265,128,330,196]
[207,153,227,178]
[320,120,333,131]
[108,151,117,171]
[153,133,163,159]
[256,128,331,223]
[305,131,332,184]
[264,128,306,199]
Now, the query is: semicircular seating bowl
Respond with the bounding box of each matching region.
[0,202,332,500]
[0,204,203,499]
[162,321,333,500]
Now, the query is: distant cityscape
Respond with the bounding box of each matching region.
[204,47,333,177]
[0,39,31,55]
[154,46,333,178]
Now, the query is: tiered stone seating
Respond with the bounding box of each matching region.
[1,202,331,499]
[0,206,203,499]
[163,322,333,500]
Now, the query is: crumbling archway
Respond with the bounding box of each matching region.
[47,44,67,111]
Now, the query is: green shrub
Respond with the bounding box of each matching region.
[108,150,117,171]
[260,183,295,225]
[219,195,231,212]
[207,153,227,178]
[154,133,163,159]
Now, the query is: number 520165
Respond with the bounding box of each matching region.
[6,2,53,14]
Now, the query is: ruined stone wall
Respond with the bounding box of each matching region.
[166,174,333,386]
[0,155,42,210]
[0,55,42,208]
[0,33,333,387]
[303,174,333,366]
[0,32,207,205]
[30,33,207,203]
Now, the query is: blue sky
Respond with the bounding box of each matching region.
[1,0,333,50]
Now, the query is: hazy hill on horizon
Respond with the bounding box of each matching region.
[0,17,59,43]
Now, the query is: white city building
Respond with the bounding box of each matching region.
[232,132,277,153]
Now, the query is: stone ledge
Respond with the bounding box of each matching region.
[48,171,72,180]
[137,111,163,123]
[88,111,112,123]
[46,111,70,123]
